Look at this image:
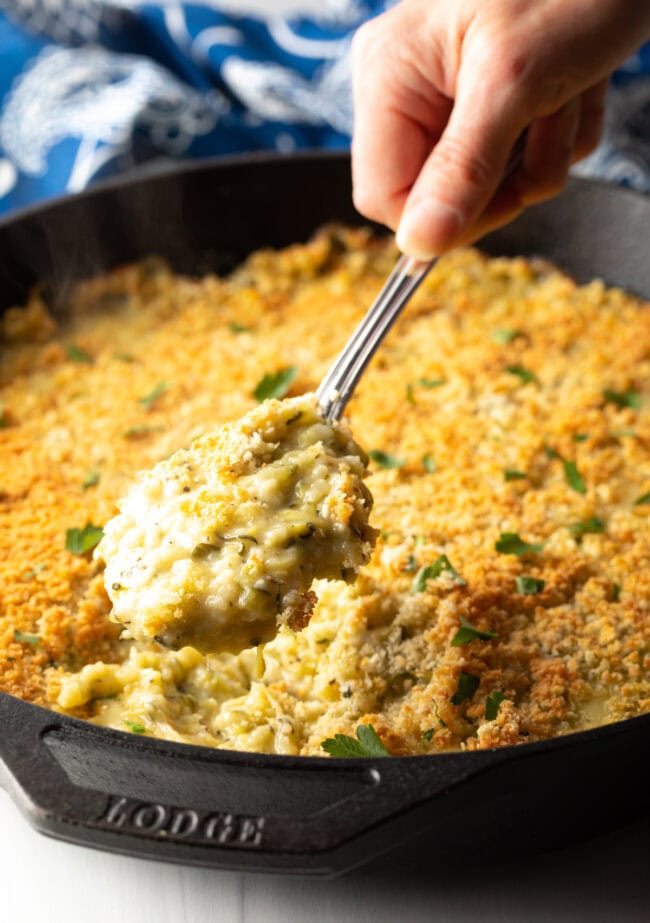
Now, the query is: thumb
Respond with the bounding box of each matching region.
[396,74,528,259]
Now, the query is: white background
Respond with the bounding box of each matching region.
[1,788,649,922]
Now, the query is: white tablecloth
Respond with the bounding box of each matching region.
[2,788,649,922]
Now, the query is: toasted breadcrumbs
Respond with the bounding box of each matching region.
[1,227,649,756]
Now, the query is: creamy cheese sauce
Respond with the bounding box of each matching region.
[96,395,376,654]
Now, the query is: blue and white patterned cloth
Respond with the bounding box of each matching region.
[0,1,648,216]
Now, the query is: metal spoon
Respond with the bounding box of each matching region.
[317,141,526,422]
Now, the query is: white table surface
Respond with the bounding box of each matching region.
[2,787,649,922]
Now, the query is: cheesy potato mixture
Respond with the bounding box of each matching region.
[2,227,650,756]
[98,394,375,654]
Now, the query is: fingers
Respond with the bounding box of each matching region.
[573,78,608,161]
[396,71,529,259]
[351,21,452,231]
[509,95,581,207]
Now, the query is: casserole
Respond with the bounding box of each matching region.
[0,152,649,875]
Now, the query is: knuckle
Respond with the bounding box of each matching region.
[434,135,496,191]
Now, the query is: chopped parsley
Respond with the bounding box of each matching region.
[572,433,589,443]
[411,555,466,593]
[504,469,527,481]
[422,453,436,473]
[485,690,506,721]
[65,524,104,555]
[611,583,621,602]
[491,328,519,344]
[138,381,169,410]
[451,672,480,705]
[417,377,446,389]
[368,449,405,469]
[634,491,650,505]
[229,323,250,334]
[451,616,497,646]
[433,701,447,728]
[321,724,389,758]
[13,629,40,646]
[0,402,6,428]
[563,460,586,495]
[602,388,641,410]
[253,366,297,402]
[422,728,435,741]
[406,383,416,405]
[568,516,606,539]
[401,554,419,573]
[123,424,161,438]
[506,365,538,385]
[65,343,93,363]
[495,532,543,556]
[515,575,545,595]
[82,468,100,489]
[545,445,588,494]
[124,721,146,734]
[23,563,46,581]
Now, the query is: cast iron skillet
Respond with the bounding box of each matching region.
[0,152,649,877]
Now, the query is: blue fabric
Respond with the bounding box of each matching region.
[0,1,647,215]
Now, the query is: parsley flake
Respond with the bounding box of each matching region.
[572,433,589,443]
[406,383,416,405]
[451,672,480,705]
[402,554,419,574]
[13,629,40,646]
[418,377,446,389]
[611,583,621,602]
[0,402,6,428]
[422,453,436,473]
[82,468,100,489]
[321,724,389,758]
[123,424,161,438]
[411,555,466,592]
[23,563,46,581]
[138,381,169,410]
[65,524,104,555]
[65,343,93,364]
[451,616,497,646]
[229,323,250,334]
[124,721,146,735]
[569,516,606,539]
[485,690,506,721]
[504,469,527,481]
[368,449,405,469]
[515,576,545,595]
[506,365,538,385]
[634,491,650,505]
[603,388,641,410]
[491,328,519,344]
[253,366,297,402]
[563,460,586,495]
[422,728,435,741]
[495,532,543,556]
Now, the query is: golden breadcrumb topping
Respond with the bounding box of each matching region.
[2,227,649,755]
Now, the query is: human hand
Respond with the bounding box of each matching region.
[351,0,650,259]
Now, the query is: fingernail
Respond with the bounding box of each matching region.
[396,199,463,259]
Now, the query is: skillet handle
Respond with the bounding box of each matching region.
[0,694,509,875]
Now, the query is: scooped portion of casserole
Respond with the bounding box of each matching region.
[98,394,376,654]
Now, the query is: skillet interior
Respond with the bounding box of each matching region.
[1,152,649,875]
